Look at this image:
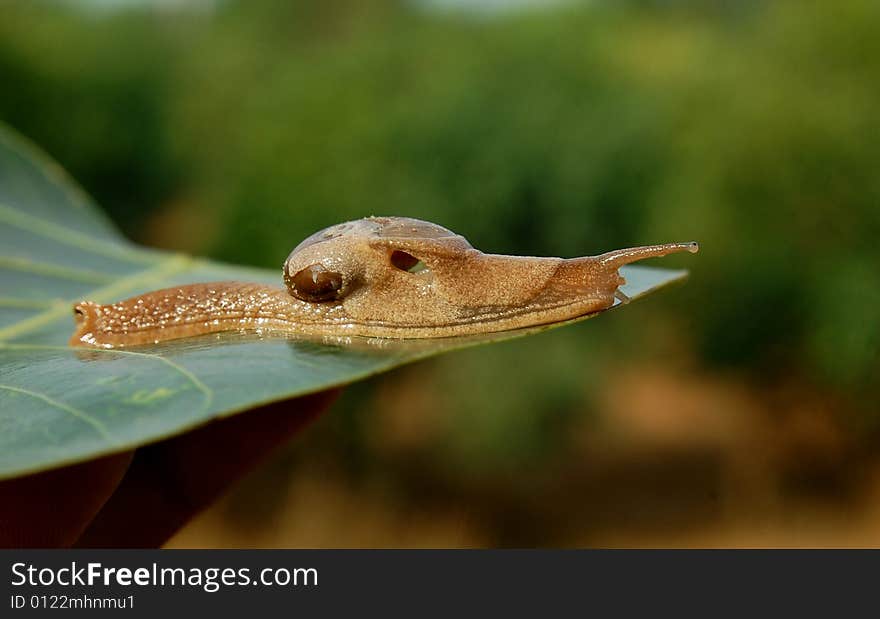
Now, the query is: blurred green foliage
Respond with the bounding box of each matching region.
[1,0,878,475]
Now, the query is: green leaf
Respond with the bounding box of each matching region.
[0,123,688,480]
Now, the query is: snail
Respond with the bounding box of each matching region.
[69,216,698,349]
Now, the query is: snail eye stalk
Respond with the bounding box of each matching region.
[288,263,343,302]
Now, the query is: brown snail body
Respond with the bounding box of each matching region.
[70,217,698,349]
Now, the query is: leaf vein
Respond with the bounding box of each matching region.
[0,343,214,414]
[0,126,120,236]
[0,257,112,284]
[0,384,116,444]
[0,254,196,342]
[0,298,57,309]
[0,202,156,265]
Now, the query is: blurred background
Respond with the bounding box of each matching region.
[2,0,879,547]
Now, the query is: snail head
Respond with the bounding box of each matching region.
[282,216,698,335]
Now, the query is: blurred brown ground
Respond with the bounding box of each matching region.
[168,362,880,548]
